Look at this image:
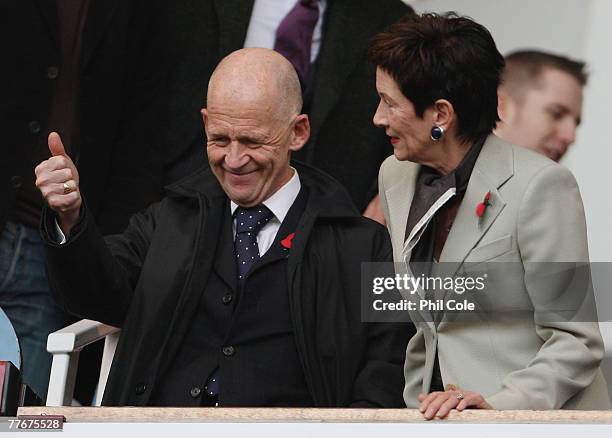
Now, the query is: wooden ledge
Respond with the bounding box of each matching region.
[16,407,612,424]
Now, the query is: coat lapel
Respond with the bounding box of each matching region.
[151,192,226,390]
[214,0,254,58]
[213,202,238,293]
[80,0,120,69]
[306,0,378,154]
[439,135,513,267]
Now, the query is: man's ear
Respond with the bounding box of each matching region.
[496,89,516,122]
[201,108,209,136]
[288,114,310,152]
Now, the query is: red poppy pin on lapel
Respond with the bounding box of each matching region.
[476,191,492,218]
[281,232,295,249]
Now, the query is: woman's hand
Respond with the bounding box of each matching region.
[418,385,492,420]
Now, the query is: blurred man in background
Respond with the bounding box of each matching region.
[495,50,587,162]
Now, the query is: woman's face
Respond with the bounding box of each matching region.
[373,67,434,163]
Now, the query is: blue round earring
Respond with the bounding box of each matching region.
[430,125,444,141]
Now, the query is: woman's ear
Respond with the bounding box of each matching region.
[432,99,455,130]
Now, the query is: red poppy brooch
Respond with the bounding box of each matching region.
[281,232,296,249]
[475,191,492,218]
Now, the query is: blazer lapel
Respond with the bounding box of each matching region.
[439,135,514,268]
[386,136,514,329]
[249,186,307,276]
[255,237,290,271]
[80,0,120,69]
[306,0,378,154]
[214,0,254,58]
[435,136,513,329]
[383,161,436,329]
[383,161,419,263]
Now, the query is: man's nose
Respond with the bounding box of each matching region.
[557,118,577,148]
[224,142,249,169]
[373,101,387,128]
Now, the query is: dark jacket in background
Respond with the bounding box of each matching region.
[160,0,413,210]
[1,0,181,235]
[43,162,412,407]
[1,0,195,404]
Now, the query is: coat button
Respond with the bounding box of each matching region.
[10,176,22,189]
[222,345,235,357]
[47,66,59,79]
[28,120,41,134]
[222,293,233,305]
[135,382,147,395]
[190,386,201,398]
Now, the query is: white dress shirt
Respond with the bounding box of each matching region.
[244,0,327,63]
[230,167,301,256]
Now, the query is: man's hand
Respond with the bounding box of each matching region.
[417,385,491,420]
[363,194,386,226]
[35,132,82,236]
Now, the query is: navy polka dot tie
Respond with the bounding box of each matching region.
[234,205,274,282]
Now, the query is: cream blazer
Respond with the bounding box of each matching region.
[378,134,611,410]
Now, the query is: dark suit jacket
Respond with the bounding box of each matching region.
[1,0,179,235]
[160,0,413,210]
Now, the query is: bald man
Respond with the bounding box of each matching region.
[36,48,410,407]
[495,50,587,162]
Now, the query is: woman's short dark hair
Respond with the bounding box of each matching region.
[368,12,505,144]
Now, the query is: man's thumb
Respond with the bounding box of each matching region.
[48,132,67,157]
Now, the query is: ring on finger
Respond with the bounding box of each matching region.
[456,393,464,401]
[63,182,73,195]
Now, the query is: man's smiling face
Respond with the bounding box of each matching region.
[204,99,296,207]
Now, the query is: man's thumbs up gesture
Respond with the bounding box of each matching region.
[35,132,82,235]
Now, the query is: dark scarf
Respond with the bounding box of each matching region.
[407,136,486,263]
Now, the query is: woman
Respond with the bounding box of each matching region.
[368,13,610,418]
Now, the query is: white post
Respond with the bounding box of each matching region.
[45,352,80,406]
[94,331,120,406]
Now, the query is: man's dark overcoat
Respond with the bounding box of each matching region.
[43,163,412,407]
